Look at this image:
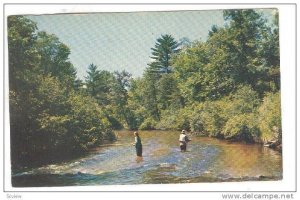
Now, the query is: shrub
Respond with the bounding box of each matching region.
[258,92,281,142]
[229,85,260,115]
[139,117,157,130]
[188,86,261,141]
[188,101,228,137]
[156,108,190,130]
[222,113,260,143]
[67,92,115,151]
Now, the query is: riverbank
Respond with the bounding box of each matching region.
[134,128,282,153]
[263,140,282,152]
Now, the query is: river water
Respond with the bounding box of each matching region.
[12,130,282,187]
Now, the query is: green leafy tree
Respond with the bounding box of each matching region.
[143,71,161,121]
[8,16,40,168]
[8,16,116,169]
[8,16,39,91]
[127,78,148,129]
[85,64,115,106]
[173,42,210,103]
[35,31,77,85]
[259,10,280,92]
[127,71,161,129]
[110,70,138,129]
[157,73,182,110]
[222,9,269,91]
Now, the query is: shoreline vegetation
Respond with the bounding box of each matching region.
[9,9,281,170]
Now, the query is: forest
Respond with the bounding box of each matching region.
[8,9,281,169]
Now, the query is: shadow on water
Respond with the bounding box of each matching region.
[12,130,282,187]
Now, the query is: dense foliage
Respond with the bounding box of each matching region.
[127,9,281,144]
[8,16,115,169]
[9,9,281,168]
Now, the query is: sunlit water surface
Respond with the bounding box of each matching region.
[12,131,282,187]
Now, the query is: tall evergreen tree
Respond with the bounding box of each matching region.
[148,34,179,74]
[85,63,99,97]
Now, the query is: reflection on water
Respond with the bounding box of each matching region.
[12,131,282,187]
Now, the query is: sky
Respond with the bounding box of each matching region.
[27,9,274,80]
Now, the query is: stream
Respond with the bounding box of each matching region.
[12,130,282,187]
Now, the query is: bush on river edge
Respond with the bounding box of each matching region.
[141,87,281,148]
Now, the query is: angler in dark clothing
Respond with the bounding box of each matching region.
[179,130,191,152]
[133,131,142,157]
